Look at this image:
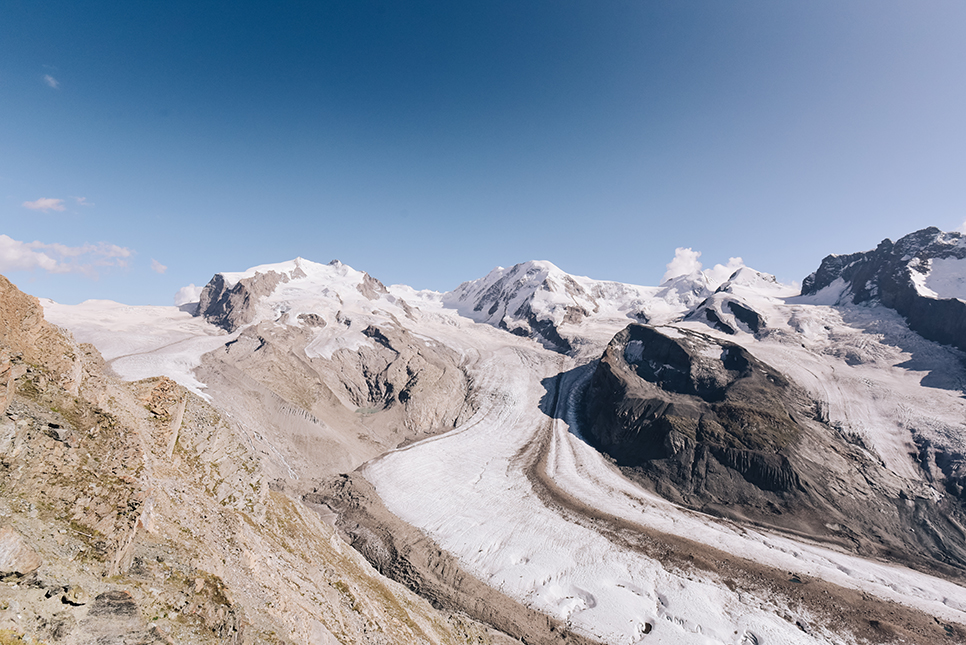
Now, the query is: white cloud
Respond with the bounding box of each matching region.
[151,259,168,274]
[44,74,59,89]
[174,284,203,306]
[0,235,60,273]
[662,247,703,283]
[0,234,133,276]
[23,197,66,212]
[957,220,966,234]
[704,257,746,286]
[71,196,93,206]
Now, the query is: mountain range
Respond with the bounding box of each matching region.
[2,227,965,644]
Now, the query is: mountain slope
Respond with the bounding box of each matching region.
[0,275,528,645]
[37,232,966,645]
[802,226,966,352]
[442,259,734,353]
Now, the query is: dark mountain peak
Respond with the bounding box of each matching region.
[801,227,966,352]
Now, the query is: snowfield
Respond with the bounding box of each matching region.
[42,299,237,396]
[42,255,966,644]
[911,256,966,301]
[364,309,966,644]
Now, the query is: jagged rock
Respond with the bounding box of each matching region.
[87,590,139,617]
[802,227,966,352]
[727,300,765,333]
[198,269,289,332]
[582,322,966,571]
[0,275,81,393]
[0,527,42,577]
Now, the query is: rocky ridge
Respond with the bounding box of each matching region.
[802,227,966,352]
[581,322,966,574]
[189,257,471,485]
[441,260,723,353]
[0,274,528,645]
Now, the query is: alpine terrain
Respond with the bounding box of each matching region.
[2,226,966,644]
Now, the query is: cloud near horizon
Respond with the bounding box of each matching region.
[23,197,66,212]
[662,247,745,285]
[0,234,133,276]
[174,284,203,306]
[662,247,703,283]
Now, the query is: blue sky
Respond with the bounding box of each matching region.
[2,1,965,304]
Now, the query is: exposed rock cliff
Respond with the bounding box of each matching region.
[582,323,966,574]
[802,227,966,352]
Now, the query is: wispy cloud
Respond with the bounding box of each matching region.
[957,220,966,234]
[44,74,59,89]
[151,259,167,274]
[71,196,94,207]
[0,234,133,276]
[22,197,66,212]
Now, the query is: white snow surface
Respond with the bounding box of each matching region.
[365,308,966,644]
[42,299,234,396]
[42,257,966,643]
[911,256,966,301]
[441,260,743,351]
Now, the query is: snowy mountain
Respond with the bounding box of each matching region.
[803,226,966,351]
[33,228,966,645]
[442,258,744,353]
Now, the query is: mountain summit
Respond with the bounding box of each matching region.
[803,227,966,351]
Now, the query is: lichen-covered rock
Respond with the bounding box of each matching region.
[0,527,41,577]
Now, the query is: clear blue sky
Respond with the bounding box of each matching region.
[2,1,965,304]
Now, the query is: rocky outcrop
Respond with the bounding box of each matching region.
[0,275,81,393]
[582,323,966,573]
[802,227,966,352]
[197,270,288,332]
[0,274,522,645]
[583,324,802,493]
[0,527,42,578]
[196,318,470,482]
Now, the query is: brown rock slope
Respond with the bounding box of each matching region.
[0,274,520,645]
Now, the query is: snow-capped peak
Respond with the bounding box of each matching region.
[801,227,966,351]
[197,257,392,333]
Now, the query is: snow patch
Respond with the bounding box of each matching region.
[913,257,966,301]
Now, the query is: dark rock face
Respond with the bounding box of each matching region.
[802,227,966,352]
[197,270,287,332]
[468,266,588,353]
[727,301,765,334]
[87,590,139,617]
[583,324,802,497]
[581,323,966,572]
[498,301,574,353]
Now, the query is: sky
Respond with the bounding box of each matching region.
[2,1,966,305]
